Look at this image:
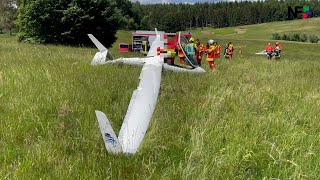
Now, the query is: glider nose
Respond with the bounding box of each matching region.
[194,67,206,73]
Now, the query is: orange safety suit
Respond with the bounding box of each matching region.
[276,44,282,51]
[265,45,274,52]
[227,44,234,59]
[196,44,204,65]
[217,45,221,58]
[214,45,222,58]
[206,45,216,70]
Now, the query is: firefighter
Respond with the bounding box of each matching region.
[176,43,185,64]
[275,42,282,53]
[206,39,216,71]
[188,37,197,50]
[213,42,218,58]
[195,39,200,46]
[195,39,203,66]
[206,42,210,50]
[227,42,234,59]
[197,43,205,66]
[213,42,221,58]
[274,42,282,60]
[224,43,229,58]
[265,43,274,60]
[217,43,222,58]
[185,37,197,58]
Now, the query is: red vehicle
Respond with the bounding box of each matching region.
[118,43,130,52]
[183,33,192,41]
[118,31,192,55]
[164,33,178,49]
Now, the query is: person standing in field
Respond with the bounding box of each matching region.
[195,39,200,46]
[213,42,218,58]
[227,42,234,59]
[217,43,222,58]
[187,37,197,53]
[275,42,282,51]
[206,42,210,50]
[195,39,203,66]
[214,42,221,58]
[176,43,185,64]
[206,39,216,71]
[224,43,229,58]
[265,43,274,60]
[185,37,197,66]
[274,42,282,60]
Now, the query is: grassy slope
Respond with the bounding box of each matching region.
[194,17,320,39]
[1,18,320,179]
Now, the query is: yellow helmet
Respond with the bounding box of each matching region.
[189,37,194,42]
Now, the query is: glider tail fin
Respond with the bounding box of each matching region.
[88,34,114,65]
[88,34,107,52]
[147,28,164,57]
[95,110,122,154]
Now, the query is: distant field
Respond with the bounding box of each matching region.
[194,17,320,41]
[1,18,320,179]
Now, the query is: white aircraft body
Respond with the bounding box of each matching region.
[88,30,205,155]
[255,50,276,56]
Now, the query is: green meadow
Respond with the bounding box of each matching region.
[1,18,320,179]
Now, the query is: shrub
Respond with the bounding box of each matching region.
[289,33,301,41]
[272,33,281,40]
[309,34,319,43]
[17,32,27,42]
[300,34,308,42]
[281,34,289,41]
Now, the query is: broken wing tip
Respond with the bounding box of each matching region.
[95,110,104,115]
[94,110,124,154]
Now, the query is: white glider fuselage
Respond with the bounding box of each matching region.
[255,50,276,56]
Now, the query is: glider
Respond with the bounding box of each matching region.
[255,50,276,56]
[88,30,205,155]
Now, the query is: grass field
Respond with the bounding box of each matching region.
[1,18,320,179]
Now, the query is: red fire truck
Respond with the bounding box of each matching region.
[119,31,191,55]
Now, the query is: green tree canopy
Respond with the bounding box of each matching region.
[17,0,126,47]
[159,12,184,33]
[0,0,18,35]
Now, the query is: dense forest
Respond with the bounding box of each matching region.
[133,0,320,31]
[2,0,319,45]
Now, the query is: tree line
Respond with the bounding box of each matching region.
[2,0,319,46]
[133,0,320,31]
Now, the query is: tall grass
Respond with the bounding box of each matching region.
[1,19,320,179]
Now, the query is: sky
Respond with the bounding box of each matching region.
[131,0,238,4]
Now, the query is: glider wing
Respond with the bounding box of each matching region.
[118,56,163,154]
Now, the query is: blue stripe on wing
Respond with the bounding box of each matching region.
[105,133,117,147]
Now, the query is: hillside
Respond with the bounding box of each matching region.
[192,17,320,39]
[1,18,320,179]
